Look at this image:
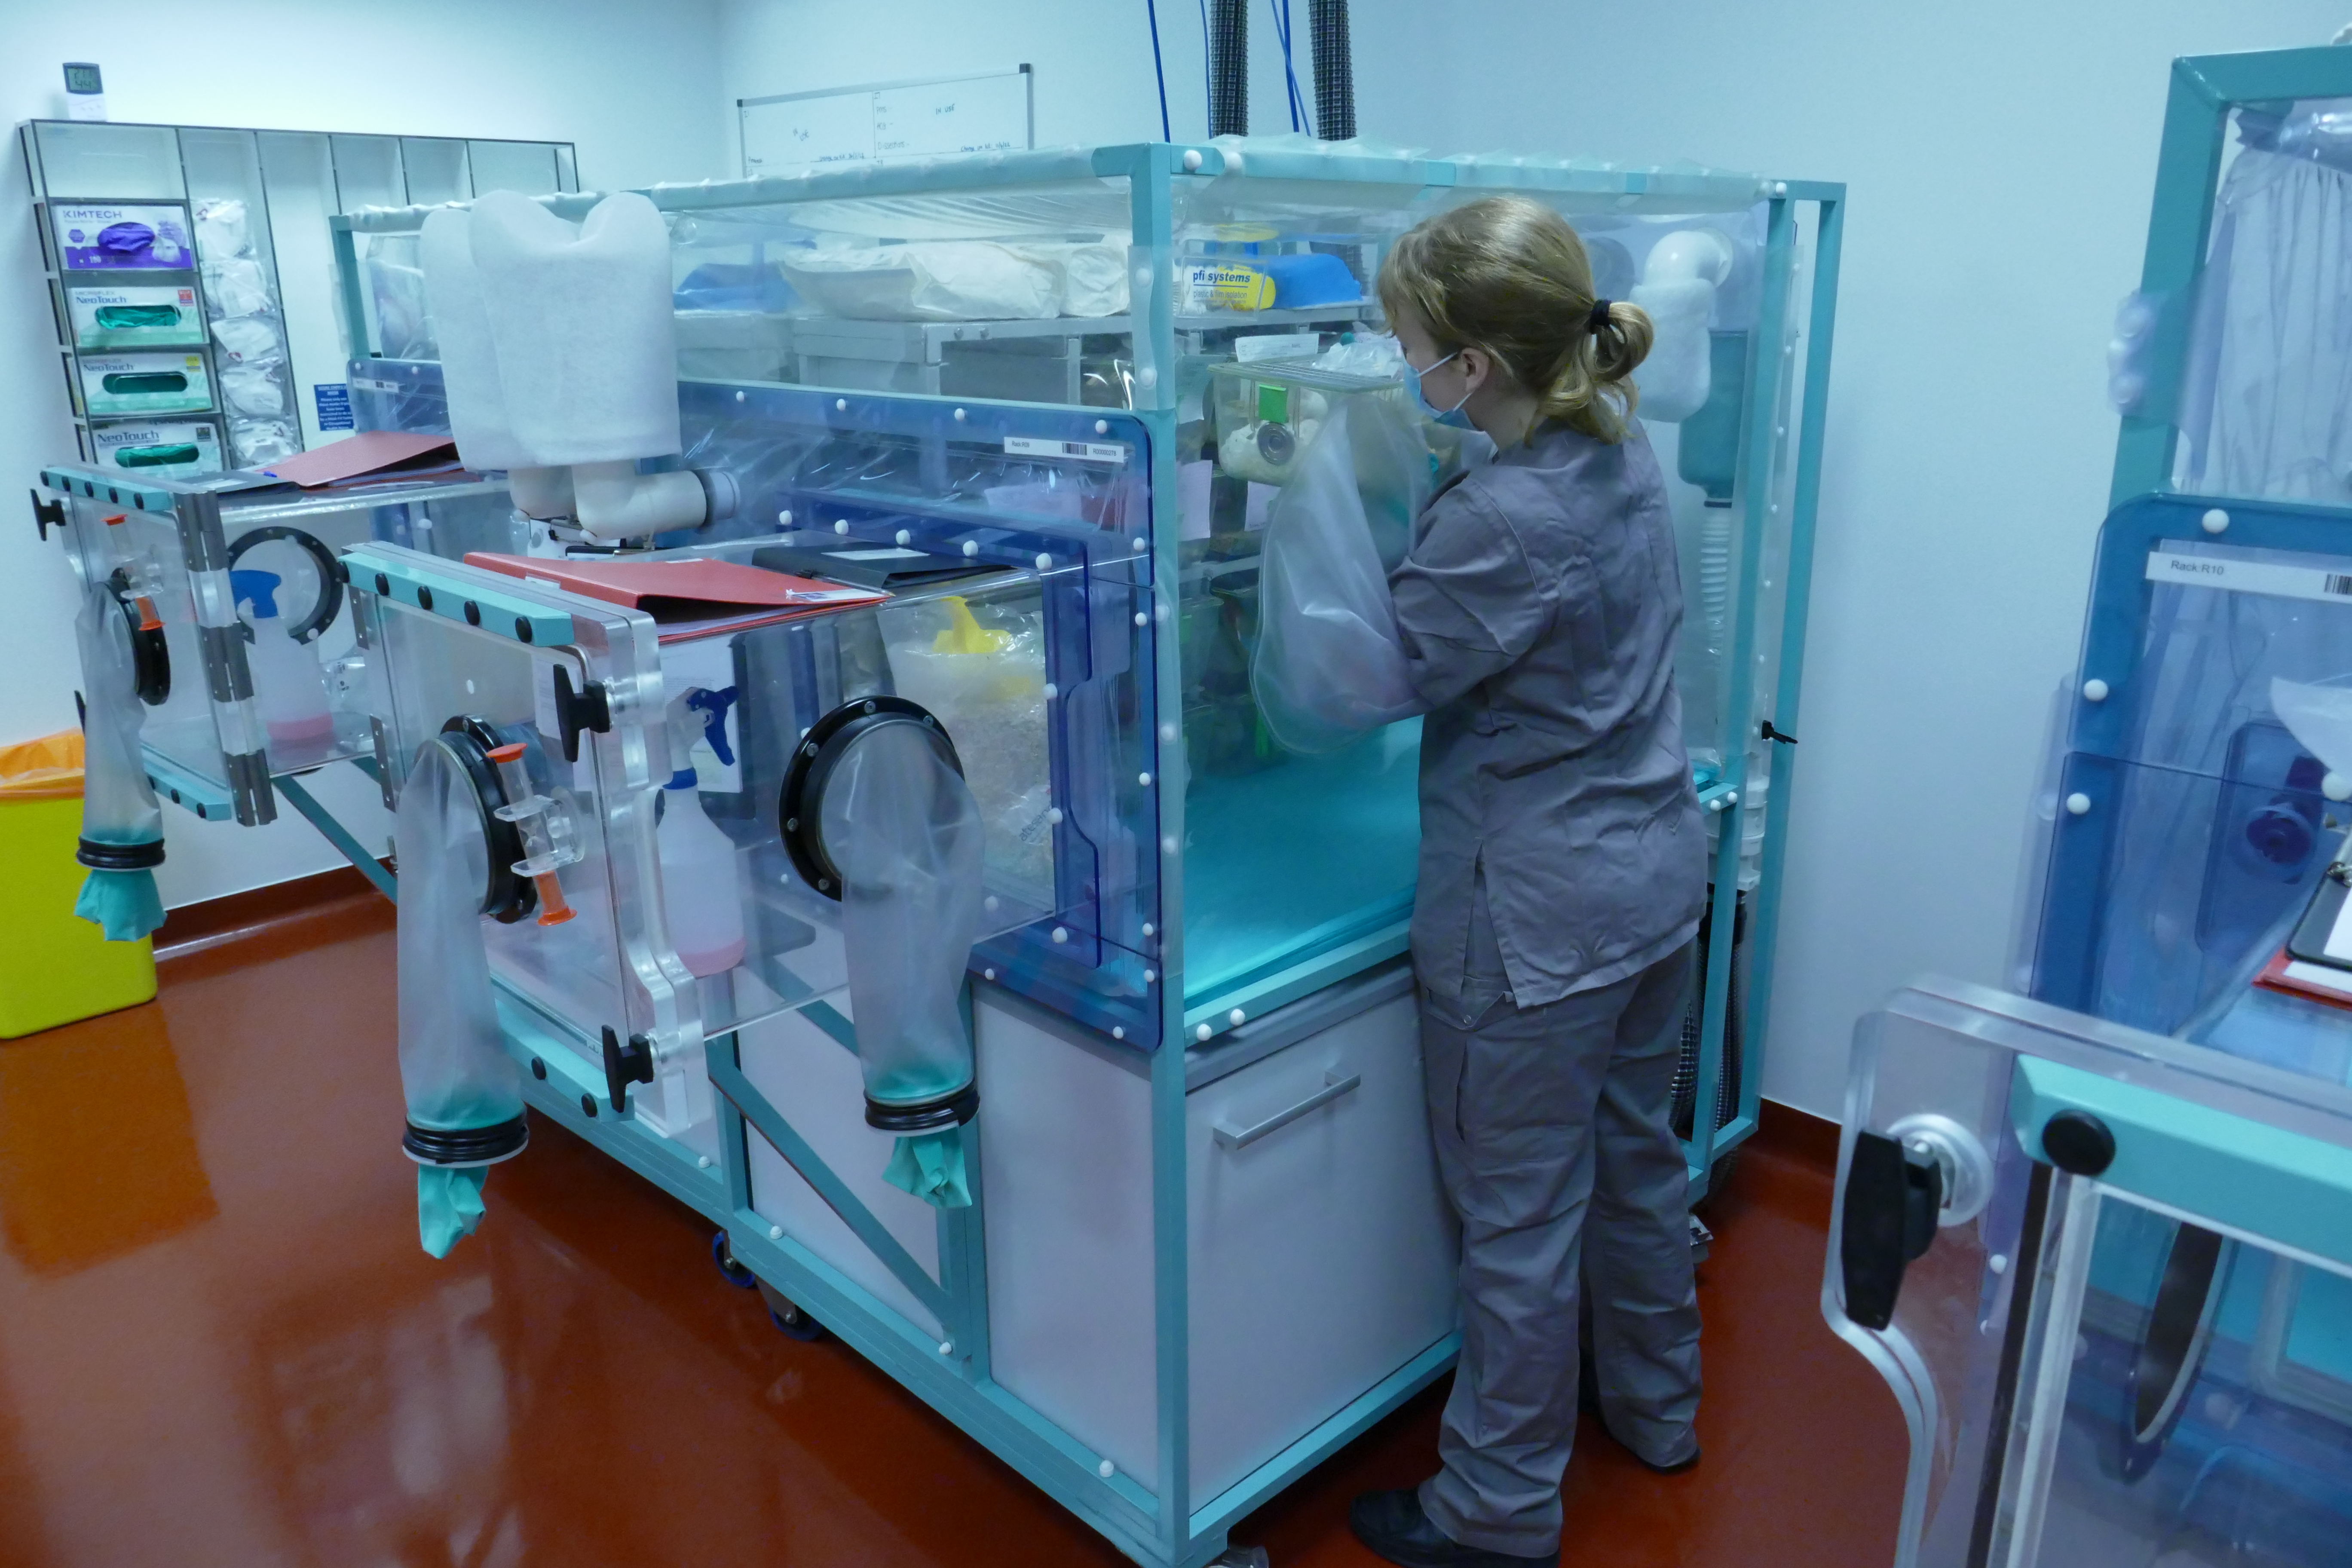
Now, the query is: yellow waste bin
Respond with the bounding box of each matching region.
[0,731,158,1038]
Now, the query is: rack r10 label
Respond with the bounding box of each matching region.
[1004,435,1128,465]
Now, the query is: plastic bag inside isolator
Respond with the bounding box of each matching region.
[395,737,527,1255]
[1250,395,1436,753]
[818,718,986,1207]
[72,576,165,942]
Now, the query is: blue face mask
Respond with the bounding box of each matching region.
[1405,349,1476,429]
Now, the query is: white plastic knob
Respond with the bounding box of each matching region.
[1095,419,1110,435]
[1196,1023,1212,1041]
[963,540,980,557]
[1182,149,1204,172]
[768,1224,783,1240]
[1162,836,1178,855]
[1141,922,1155,937]
[778,508,793,526]
[1139,772,1153,786]
[1144,968,1156,983]
[836,398,848,412]
[1052,926,1069,943]
[1228,1008,1245,1026]
[1043,683,1058,700]
[2082,678,2110,702]
[1098,1459,1116,1478]
[2202,508,2229,534]
[895,529,912,546]
[2066,793,2092,816]
[1134,611,1148,626]
[983,968,997,981]
[1112,1026,1124,1040]
[953,407,968,422]
[735,389,746,403]
[1036,552,1053,570]
[1132,536,1147,551]
[834,519,849,534]
[2326,772,2352,802]
[1047,806,1064,824]
[939,1341,954,1356]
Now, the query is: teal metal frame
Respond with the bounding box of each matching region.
[330,142,1844,1566]
[2111,46,2352,507]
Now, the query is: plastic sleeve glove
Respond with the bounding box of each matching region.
[883,1128,972,1209]
[75,868,165,943]
[821,720,987,1115]
[73,576,166,943]
[1250,397,1436,753]
[417,1166,489,1258]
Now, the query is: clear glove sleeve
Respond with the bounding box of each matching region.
[1251,396,1435,753]
[72,577,165,942]
[819,719,987,1207]
[395,737,527,1255]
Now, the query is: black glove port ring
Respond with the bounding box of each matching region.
[778,695,964,902]
[435,717,537,925]
[2121,1222,2230,1479]
[226,525,343,644]
[107,567,170,707]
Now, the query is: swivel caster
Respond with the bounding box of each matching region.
[758,1280,826,1341]
[710,1230,757,1289]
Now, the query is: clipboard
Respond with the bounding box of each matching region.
[2283,867,2352,973]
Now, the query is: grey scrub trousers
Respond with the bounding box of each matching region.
[1390,421,1708,1558]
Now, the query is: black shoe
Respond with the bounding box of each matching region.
[1347,1489,1556,1568]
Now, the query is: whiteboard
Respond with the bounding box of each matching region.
[741,67,1034,177]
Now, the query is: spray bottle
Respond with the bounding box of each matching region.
[229,567,334,747]
[659,685,746,977]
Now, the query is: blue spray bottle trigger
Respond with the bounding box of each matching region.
[687,686,738,767]
[228,567,282,619]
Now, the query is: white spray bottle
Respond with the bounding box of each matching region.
[659,685,747,977]
[230,567,334,747]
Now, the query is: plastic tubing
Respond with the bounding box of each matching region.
[571,460,709,541]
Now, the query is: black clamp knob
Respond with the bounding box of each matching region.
[2041,1109,2116,1176]
[1838,1130,1945,1330]
[552,668,611,763]
[1761,719,1798,745]
[602,1025,655,1114]
[29,489,65,543]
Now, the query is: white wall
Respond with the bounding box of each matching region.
[0,0,726,907]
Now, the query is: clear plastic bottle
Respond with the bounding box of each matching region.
[229,567,333,747]
[658,688,746,977]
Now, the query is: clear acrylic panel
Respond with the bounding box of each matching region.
[465,140,560,199]
[329,134,403,213]
[400,138,471,205]
[357,544,1074,1080]
[29,121,185,200]
[1831,982,2352,1568]
[2037,536,2352,1035]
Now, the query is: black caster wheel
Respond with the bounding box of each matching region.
[758,1280,826,1341]
[710,1230,757,1289]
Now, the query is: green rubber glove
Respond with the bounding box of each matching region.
[74,865,165,942]
[883,1127,971,1208]
[417,1165,490,1257]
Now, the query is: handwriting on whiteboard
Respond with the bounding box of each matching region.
[741,69,1032,176]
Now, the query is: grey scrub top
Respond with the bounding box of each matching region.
[1390,420,1706,1008]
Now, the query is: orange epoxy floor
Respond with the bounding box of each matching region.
[0,894,1906,1567]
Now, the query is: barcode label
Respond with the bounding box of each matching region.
[1004,435,1129,465]
[2146,548,2352,607]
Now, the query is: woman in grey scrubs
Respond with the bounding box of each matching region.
[1348,196,1708,1568]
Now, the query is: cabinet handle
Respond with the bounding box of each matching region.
[1213,1070,1362,1150]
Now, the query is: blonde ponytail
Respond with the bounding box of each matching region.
[1378,196,1654,445]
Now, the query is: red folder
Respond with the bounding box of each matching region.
[463,552,884,625]
[2252,948,2352,1013]
[260,430,457,487]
